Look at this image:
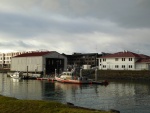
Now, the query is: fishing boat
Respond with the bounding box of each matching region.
[10,72,38,80]
[55,71,92,84]
[10,72,23,79]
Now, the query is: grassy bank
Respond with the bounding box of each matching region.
[0,95,113,113]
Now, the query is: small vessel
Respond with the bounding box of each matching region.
[10,72,23,79]
[92,80,109,85]
[55,71,92,84]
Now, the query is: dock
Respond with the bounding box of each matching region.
[36,77,56,81]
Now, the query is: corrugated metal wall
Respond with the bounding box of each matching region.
[11,56,43,72]
[11,52,67,73]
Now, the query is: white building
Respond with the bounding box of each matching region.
[11,51,67,74]
[97,51,150,70]
[0,52,27,68]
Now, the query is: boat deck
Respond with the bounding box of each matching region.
[36,77,56,81]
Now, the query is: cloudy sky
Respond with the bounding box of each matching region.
[0,0,150,55]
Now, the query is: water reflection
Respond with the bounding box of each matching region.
[0,74,150,113]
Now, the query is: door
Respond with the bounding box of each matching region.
[46,58,64,74]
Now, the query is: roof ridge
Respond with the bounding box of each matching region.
[14,51,52,57]
[100,51,146,58]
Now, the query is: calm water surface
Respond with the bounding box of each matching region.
[0,73,150,113]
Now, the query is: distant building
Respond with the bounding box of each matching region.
[0,51,27,68]
[63,52,108,67]
[97,51,150,70]
[11,51,67,74]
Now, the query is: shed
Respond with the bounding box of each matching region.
[11,51,67,74]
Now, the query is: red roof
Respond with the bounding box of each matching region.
[138,54,150,58]
[100,51,143,58]
[14,51,54,57]
[136,58,150,63]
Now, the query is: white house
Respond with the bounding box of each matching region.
[11,51,67,74]
[97,51,150,70]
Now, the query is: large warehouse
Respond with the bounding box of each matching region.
[11,51,67,75]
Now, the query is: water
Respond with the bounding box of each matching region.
[0,73,150,113]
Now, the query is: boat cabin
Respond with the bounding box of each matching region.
[60,72,73,80]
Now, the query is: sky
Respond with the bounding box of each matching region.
[0,0,150,55]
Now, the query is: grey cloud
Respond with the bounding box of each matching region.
[1,0,150,29]
[77,0,150,28]
[34,0,150,29]
[0,11,118,37]
[0,0,150,55]
[0,40,33,49]
[0,12,51,37]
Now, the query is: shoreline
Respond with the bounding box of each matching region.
[0,95,118,113]
[1,69,150,80]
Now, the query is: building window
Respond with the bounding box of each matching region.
[103,59,106,62]
[103,65,106,68]
[122,58,125,61]
[115,65,119,68]
[115,58,118,61]
[122,65,125,68]
[129,58,132,61]
[129,65,132,68]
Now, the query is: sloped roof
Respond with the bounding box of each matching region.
[100,51,142,58]
[138,54,150,58]
[136,58,150,63]
[14,51,54,57]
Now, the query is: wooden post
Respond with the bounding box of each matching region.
[44,67,46,77]
[35,68,36,74]
[80,69,82,77]
[55,69,57,76]
[27,66,28,77]
[95,69,97,81]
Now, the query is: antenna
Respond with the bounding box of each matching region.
[95,45,98,53]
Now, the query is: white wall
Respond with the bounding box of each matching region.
[11,52,67,72]
[135,63,148,70]
[11,56,43,72]
[98,57,135,70]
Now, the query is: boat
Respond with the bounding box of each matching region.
[10,72,23,79]
[55,71,92,84]
[9,72,38,80]
[92,80,109,85]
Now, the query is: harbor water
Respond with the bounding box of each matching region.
[0,73,150,113]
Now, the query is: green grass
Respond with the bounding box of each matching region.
[0,95,112,113]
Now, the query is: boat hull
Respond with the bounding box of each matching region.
[55,76,92,84]
[10,72,22,79]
